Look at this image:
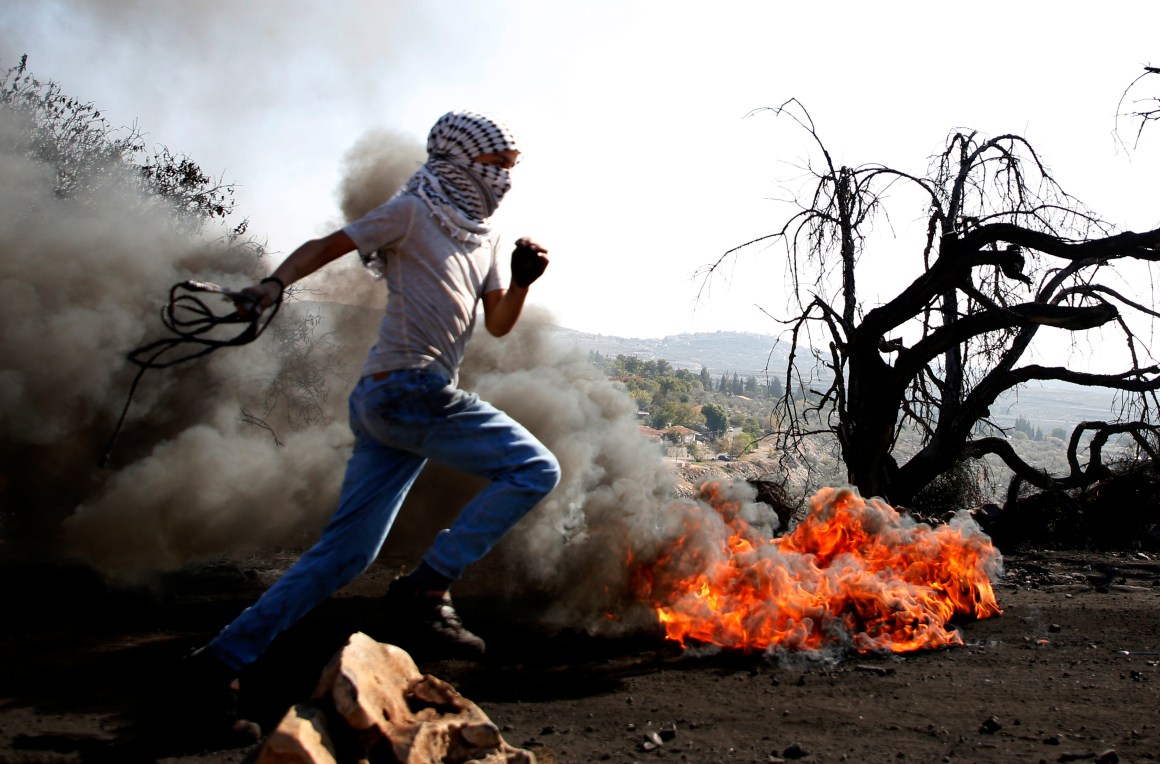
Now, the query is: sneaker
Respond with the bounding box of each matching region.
[172,647,262,749]
[381,577,487,658]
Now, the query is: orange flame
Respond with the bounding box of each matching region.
[637,485,1002,654]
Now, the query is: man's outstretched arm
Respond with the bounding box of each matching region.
[245,230,356,309]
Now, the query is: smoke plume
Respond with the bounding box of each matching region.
[57,130,430,576]
[459,329,779,635]
[0,98,361,571]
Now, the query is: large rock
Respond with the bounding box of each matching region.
[257,704,337,764]
[258,633,533,764]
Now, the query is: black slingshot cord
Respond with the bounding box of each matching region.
[99,278,282,467]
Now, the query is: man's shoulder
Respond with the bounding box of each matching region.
[370,192,422,219]
[389,192,424,212]
[343,193,424,255]
[347,192,418,223]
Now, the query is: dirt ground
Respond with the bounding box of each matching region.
[2,540,1159,764]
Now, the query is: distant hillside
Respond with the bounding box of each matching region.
[547,327,789,378]
[546,326,1119,431]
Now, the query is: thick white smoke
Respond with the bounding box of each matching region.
[0,98,361,574]
[444,314,788,633]
[56,132,429,578]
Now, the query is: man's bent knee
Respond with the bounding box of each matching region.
[520,451,561,498]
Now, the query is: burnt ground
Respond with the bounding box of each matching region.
[1,546,1159,764]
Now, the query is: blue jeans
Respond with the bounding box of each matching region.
[206,369,561,670]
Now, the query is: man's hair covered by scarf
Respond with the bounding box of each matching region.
[426,110,519,164]
[361,110,520,276]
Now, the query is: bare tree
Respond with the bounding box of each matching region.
[706,99,1160,506]
[1115,63,1160,148]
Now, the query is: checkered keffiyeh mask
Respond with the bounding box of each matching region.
[405,110,519,242]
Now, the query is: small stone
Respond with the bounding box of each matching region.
[855,664,896,676]
[640,730,665,752]
[1096,750,1119,764]
[979,716,1002,734]
[783,742,809,759]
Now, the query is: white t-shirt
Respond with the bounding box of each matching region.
[342,193,502,384]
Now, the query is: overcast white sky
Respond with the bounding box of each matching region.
[3,1,1157,341]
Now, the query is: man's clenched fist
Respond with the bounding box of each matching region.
[511,237,549,288]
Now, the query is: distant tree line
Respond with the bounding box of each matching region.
[1011,416,1069,442]
[587,351,784,399]
[587,352,699,429]
[587,351,777,456]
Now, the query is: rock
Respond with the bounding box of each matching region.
[315,634,421,733]
[854,664,896,676]
[258,632,535,763]
[782,741,809,759]
[257,704,337,764]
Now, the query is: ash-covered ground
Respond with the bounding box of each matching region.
[2,544,1158,764]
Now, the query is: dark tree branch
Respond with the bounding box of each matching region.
[969,421,1159,493]
[998,364,1160,393]
[896,302,1119,382]
[963,224,1160,263]
[964,437,1055,489]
